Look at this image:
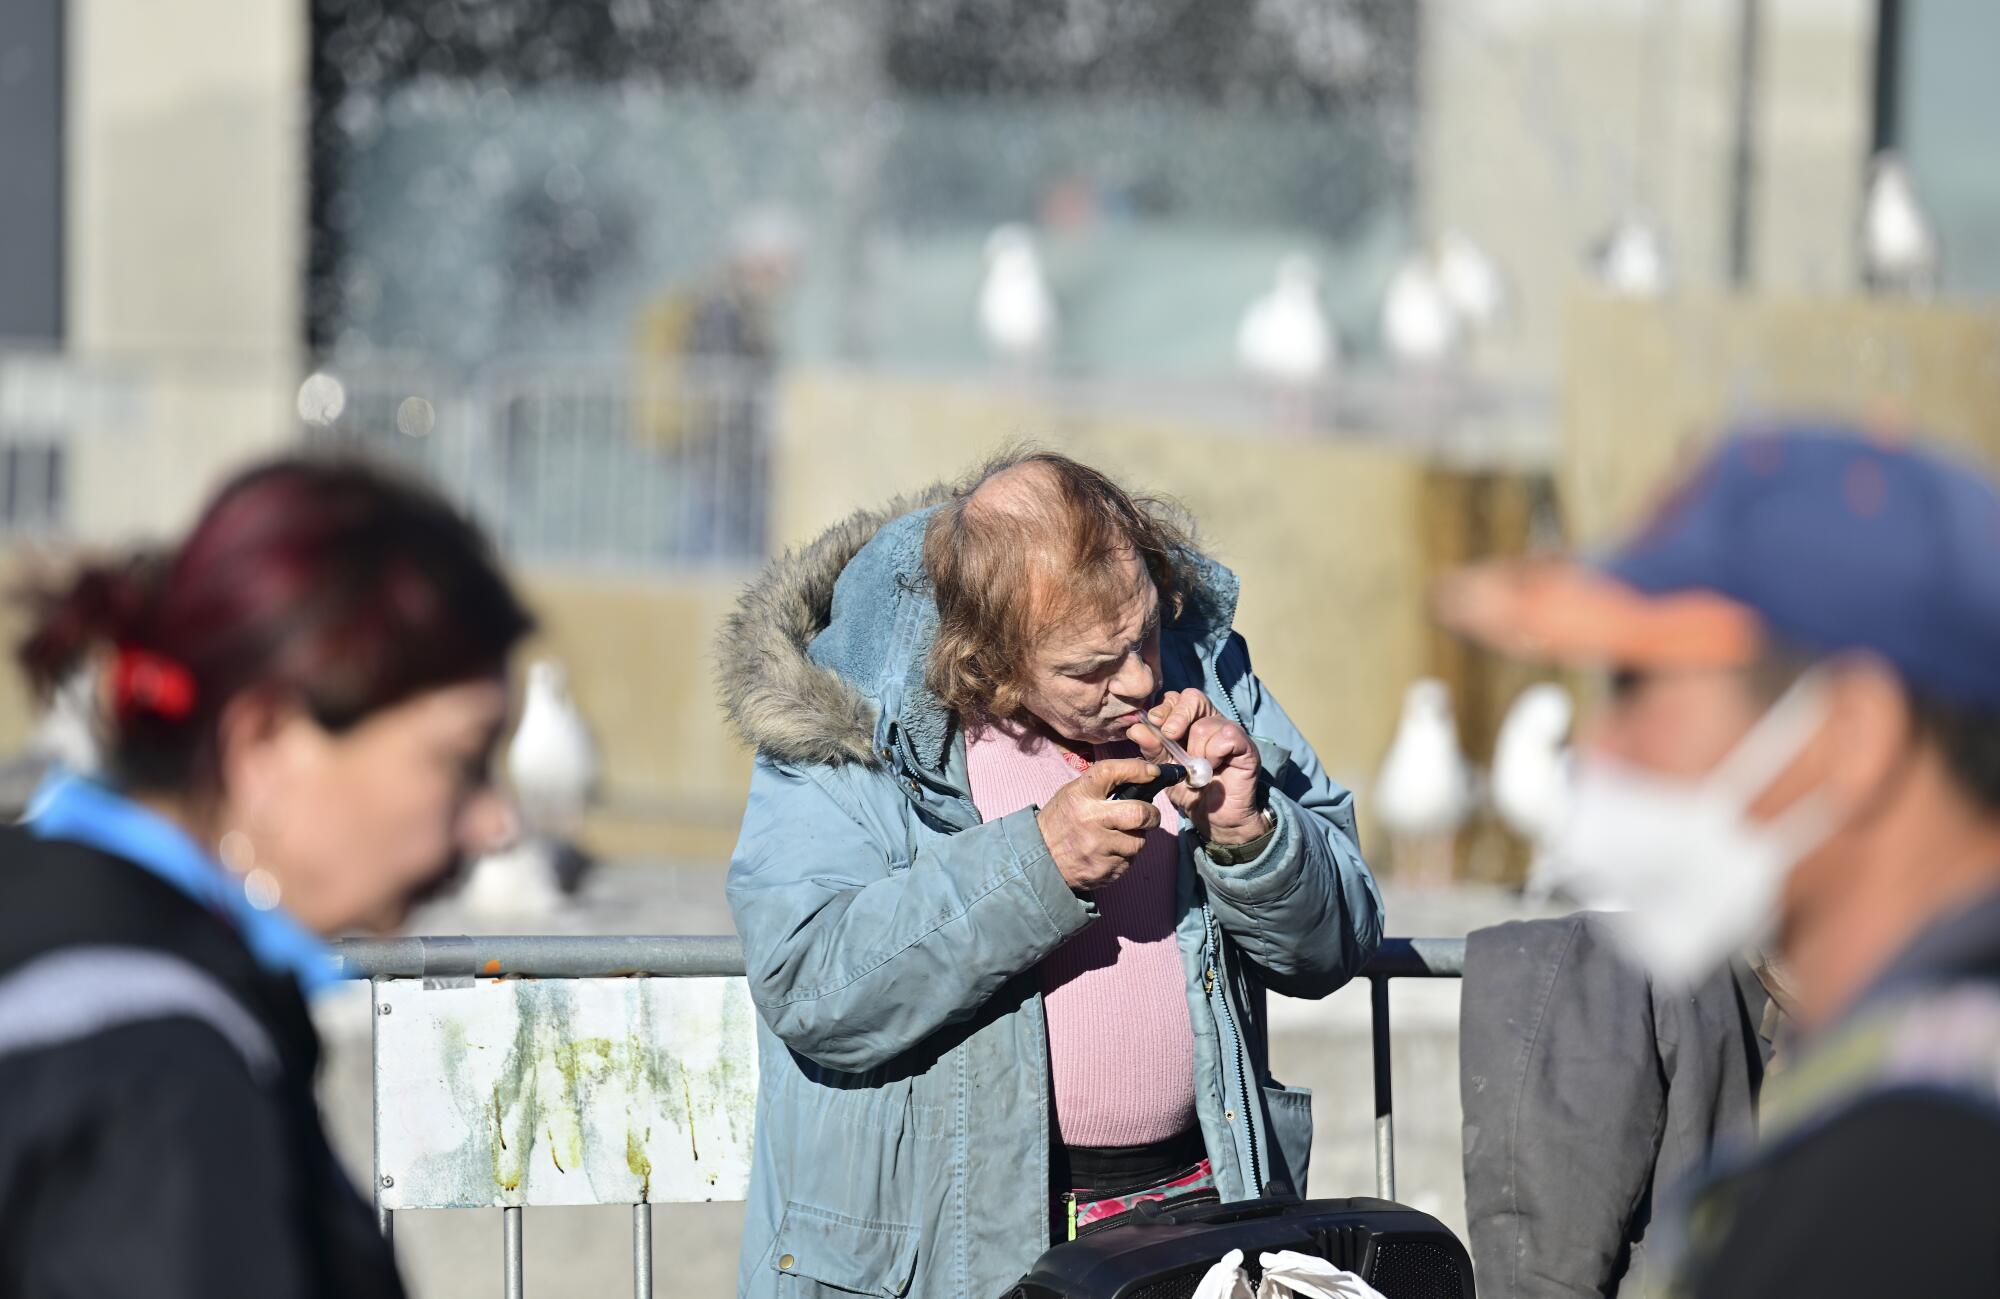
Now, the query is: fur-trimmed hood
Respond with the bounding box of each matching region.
[716,486,1240,771]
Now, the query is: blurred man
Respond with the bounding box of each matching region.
[1438,426,2000,1298]
[685,207,802,373]
[632,206,801,557]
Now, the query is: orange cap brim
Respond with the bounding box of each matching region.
[1433,558,1763,669]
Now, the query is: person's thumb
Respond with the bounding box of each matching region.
[1085,758,1159,797]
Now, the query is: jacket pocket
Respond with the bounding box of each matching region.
[769,1201,919,1297]
[1260,1082,1314,1197]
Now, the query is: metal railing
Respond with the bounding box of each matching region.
[304,357,775,571]
[0,346,777,566]
[334,933,1463,1294]
[1358,938,1465,1201]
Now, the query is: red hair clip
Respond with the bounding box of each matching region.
[111,646,197,722]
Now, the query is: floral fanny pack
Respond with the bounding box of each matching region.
[1061,1157,1220,1241]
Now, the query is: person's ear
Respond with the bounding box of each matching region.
[215,687,319,821]
[1815,656,1913,811]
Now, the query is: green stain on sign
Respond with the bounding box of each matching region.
[627,1127,654,1202]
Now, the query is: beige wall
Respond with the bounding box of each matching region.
[1561,290,2000,545]
[515,571,756,864]
[0,555,47,756]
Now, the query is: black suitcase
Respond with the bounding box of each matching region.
[1001,1195,1474,1299]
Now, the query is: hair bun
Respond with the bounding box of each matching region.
[16,555,162,703]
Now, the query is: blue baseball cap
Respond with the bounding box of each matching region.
[1437,424,2000,710]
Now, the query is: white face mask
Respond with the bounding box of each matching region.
[1548,673,1837,986]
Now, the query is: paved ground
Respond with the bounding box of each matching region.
[314,862,1561,1298]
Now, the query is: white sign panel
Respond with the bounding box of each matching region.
[373,976,759,1209]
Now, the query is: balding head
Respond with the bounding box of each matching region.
[923,451,1195,738]
[963,457,1059,519]
[955,458,1080,593]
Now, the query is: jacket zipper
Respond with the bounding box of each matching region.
[1205,904,1263,1196]
[1203,663,1265,1195]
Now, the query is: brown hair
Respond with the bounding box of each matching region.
[922,449,1196,722]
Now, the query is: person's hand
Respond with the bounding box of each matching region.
[1126,690,1265,846]
[1037,758,1164,891]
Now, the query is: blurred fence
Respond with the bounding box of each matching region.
[0,345,774,569]
[306,356,774,569]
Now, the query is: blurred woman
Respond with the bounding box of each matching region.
[0,457,533,1297]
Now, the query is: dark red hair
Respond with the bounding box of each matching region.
[18,456,535,796]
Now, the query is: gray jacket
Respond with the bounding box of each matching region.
[717,490,1384,1298]
[1459,914,1776,1299]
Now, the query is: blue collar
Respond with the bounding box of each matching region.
[24,773,340,998]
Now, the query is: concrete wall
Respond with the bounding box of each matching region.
[66,0,304,355]
[63,0,307,543]
[1420,0,1875,380]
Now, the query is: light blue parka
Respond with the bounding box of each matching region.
[718,490,1383,1298]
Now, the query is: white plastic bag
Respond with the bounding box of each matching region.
[1253,1249,1389,1299]
[1192,1247,1256,1299]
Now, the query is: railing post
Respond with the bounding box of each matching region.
[370,977,393,1242]
[504,1205,524,1299]
[633,1203,653,1298]
[1370,975,1396,1201]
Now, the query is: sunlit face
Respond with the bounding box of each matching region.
[1017,551,1162,746]
[237,676,514,935]
[1576,666,1768,779]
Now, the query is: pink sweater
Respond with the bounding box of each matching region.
[965,720,1197,1147]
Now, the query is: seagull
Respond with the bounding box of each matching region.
[1591,215,1671,298]
[461,659,597,921]
[1374,678,1474,888]
[1861,152,1940,297]
[1436,230,1508,335]
[978,224,1057,365]
[1491,684,1575,899]
[457,835,568,919]
[508,659,597,841]
[1237,253,1337,388]
[1380,254,1461,368]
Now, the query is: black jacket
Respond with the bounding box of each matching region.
[0,827,404,1298]
[1677,892,2000,1299]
